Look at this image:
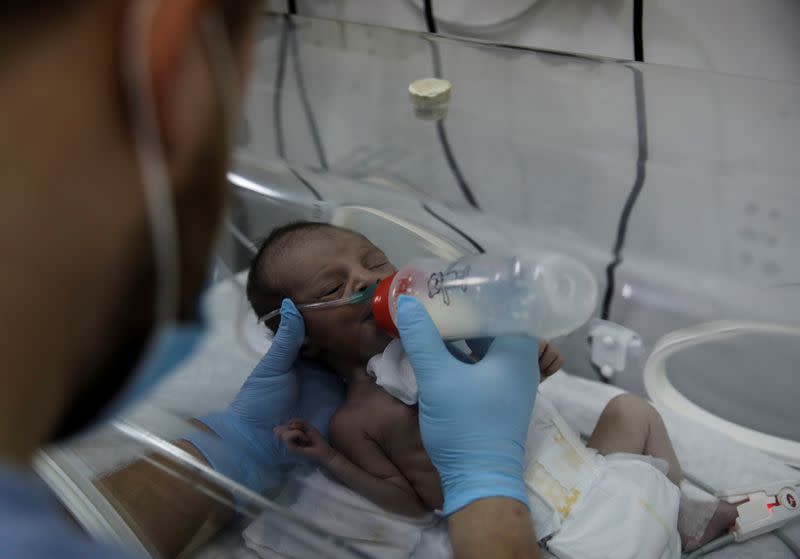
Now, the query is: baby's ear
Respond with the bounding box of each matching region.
[300,336,321,359]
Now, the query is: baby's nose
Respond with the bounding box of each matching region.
[354,277,378,294]
[354,271,385,293]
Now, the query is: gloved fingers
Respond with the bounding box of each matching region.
[397,296,452,380]
[482,335,541,374]
[445,343,474,364]
[257,299,305,376]
[465,337,493,360]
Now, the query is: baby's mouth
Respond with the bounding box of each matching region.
[361,306,375,323]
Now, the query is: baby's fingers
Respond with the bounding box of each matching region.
[539,343,563,377]
[275,427,310,448]
[286,418,309,430]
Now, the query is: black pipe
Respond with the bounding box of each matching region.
[633,0,644,62]
[423,1,481,211]
[289,21,329,170]
[600,66,648,321]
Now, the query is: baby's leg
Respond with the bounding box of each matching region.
[587,394,738,550]
[587,393,682,484]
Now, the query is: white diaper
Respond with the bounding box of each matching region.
[367,342,682,559]
[525,397,681,559]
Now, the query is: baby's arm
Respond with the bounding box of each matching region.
[274,417,428,517]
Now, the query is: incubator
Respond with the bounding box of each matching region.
[34,10,800,559]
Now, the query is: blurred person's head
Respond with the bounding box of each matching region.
[0,0,261,455]
[248,223,397,370]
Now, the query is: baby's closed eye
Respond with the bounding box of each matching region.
[321,284,343,297]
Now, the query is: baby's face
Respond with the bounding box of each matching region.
[279,228,396,363]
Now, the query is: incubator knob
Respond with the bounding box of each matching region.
[409,78,452,120]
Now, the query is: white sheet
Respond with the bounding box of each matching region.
[243,467,450,559]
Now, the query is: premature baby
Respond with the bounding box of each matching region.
[246,222,737,553]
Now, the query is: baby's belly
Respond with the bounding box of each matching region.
[394,445,444,511]
[384,423,444,511]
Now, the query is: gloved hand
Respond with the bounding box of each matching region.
[396,296,541,516]
[186,300,344,495]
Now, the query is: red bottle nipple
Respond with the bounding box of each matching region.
[371,272,399,337]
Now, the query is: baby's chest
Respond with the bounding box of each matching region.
[363,396,420,442]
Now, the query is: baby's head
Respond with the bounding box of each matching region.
[247,222,396,365]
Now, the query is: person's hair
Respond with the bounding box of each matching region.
[1,1,257,38]
[246,221,344,330]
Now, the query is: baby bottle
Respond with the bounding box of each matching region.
[371,253,598,340]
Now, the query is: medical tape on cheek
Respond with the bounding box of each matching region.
[678,479,721,542]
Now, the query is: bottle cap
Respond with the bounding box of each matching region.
[372,272,399,337]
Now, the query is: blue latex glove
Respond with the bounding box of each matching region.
[187,300,344,495]
[396,296,541,516]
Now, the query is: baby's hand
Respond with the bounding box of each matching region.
[538,340,563,378]
[273,419,336,464]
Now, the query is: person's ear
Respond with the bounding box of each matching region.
[145,0,222,190]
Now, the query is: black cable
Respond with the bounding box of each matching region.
[599,0,648,319]
[423,0,438,34]
[423,0,481,211]
[592,3,648,382]
[289,167,323,201]
[592,66,648,384]
[633,0,644,62]
[273,17,323,201]
[287,0,297,15]
[423,203,485,254]
[288,19,329,171]
[600,73,649,321]
[435,121,480,210]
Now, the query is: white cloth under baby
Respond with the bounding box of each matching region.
[366,339,419,405]
[243,467,451,559]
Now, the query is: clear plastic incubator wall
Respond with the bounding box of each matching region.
[35,11,800,559]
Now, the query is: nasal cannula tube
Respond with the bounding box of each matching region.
[259,284,378,324]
